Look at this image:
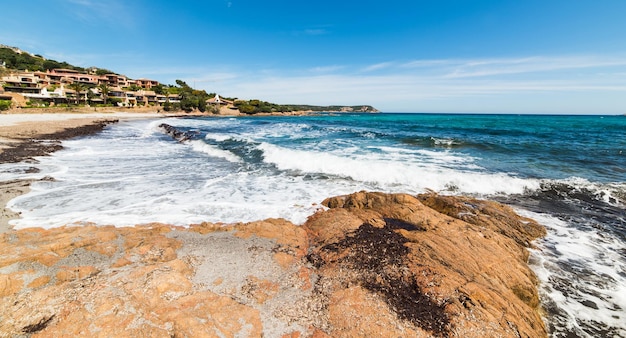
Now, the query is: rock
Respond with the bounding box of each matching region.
[310,191,546,337]
[0,192,547,337]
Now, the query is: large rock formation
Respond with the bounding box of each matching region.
[0,192,546,337]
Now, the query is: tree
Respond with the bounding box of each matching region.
[0,100,12,111]
[68,82,86,105]
[97,83,110,105]
[95,68,115,76]
[152,84,168,95]
[126,84,141,92]
[86,89,97,104]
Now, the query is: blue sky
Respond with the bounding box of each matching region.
[1,0,626,113]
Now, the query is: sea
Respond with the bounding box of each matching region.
[2,113,625,337]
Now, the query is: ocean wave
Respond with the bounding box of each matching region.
[519,210,626,337]
[257,142,539,195]
[189,140,242,163]
[534,177,626,208]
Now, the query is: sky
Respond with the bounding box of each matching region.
[1,0,626,114]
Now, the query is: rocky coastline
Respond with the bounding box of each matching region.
[0,114,547,337]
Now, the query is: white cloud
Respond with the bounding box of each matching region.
[63,0,135,29]
[204,54,626,113]
[303,28,328,36]
[398,55,626,78]
[308,65,345,73]
[361,62,395,72]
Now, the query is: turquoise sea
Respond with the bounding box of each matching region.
[2,113,625,337]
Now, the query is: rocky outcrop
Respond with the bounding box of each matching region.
[0,192,546,337]
[311,192,546,337]
[158,123,200,142]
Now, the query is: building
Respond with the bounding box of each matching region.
[1,67,173,108]
[206,94,233,105]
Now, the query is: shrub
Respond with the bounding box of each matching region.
[0,100,12,111]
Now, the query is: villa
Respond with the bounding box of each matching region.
[0,68,161,108]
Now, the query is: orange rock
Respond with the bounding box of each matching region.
[27,275,50,289]
[56,266,99,283]
[242,276,280,304]
[0,192,547,337]
[111,257,131,268]
[309,191,546,337]
[0,273,23,297]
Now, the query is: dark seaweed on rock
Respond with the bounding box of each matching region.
[22,315,55,333]
[316,221,451,337]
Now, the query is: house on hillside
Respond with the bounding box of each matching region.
[103,74,129,87]
[135,78,159,89]
[135,90,157,105]
[1,72,42,95]
[206,94,233,106]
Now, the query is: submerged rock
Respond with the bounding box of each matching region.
[0,192,546,337]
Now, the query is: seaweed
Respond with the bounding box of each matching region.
[316,220,451,336]
[22,315,55,333]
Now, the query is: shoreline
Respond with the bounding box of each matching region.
[0,111,177,233]
[0,109,351,232]
[0,111,548,336]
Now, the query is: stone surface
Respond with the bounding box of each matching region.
[0,192,547,337]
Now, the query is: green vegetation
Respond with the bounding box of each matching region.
[0,47,86,72]
[1,45,377,113]
[125,84,141,92]
[287,104,378,112]
[95,68,116,76]
[97,83,110,105]
[232,100,378,114]
[0,99,11,111]
[234,99,293,114]
[161,80,214,113]
[68,82,86,105]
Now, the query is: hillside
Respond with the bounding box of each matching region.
[0,45,113,75]
[0,44,377,113]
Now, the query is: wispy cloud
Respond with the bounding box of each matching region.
[308,65,345,73]
[206,54,626,113]
[361,62,395,72]
[292,25,332,36]
[303,28,328,36]
[63,0,136,29]
[398,55,626,78]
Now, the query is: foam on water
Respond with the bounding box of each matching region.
[4,117,542,229]
[189,140,242,163]
[518,209,626,337]
[2,114,625,336]
[258,142,539,195]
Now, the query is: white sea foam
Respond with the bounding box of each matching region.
[556,176,626,206]
[519,209,626,337]
[4,117,543,230]
[204,133,233,142]
[189,140,242,163]
[258,142,538,195]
